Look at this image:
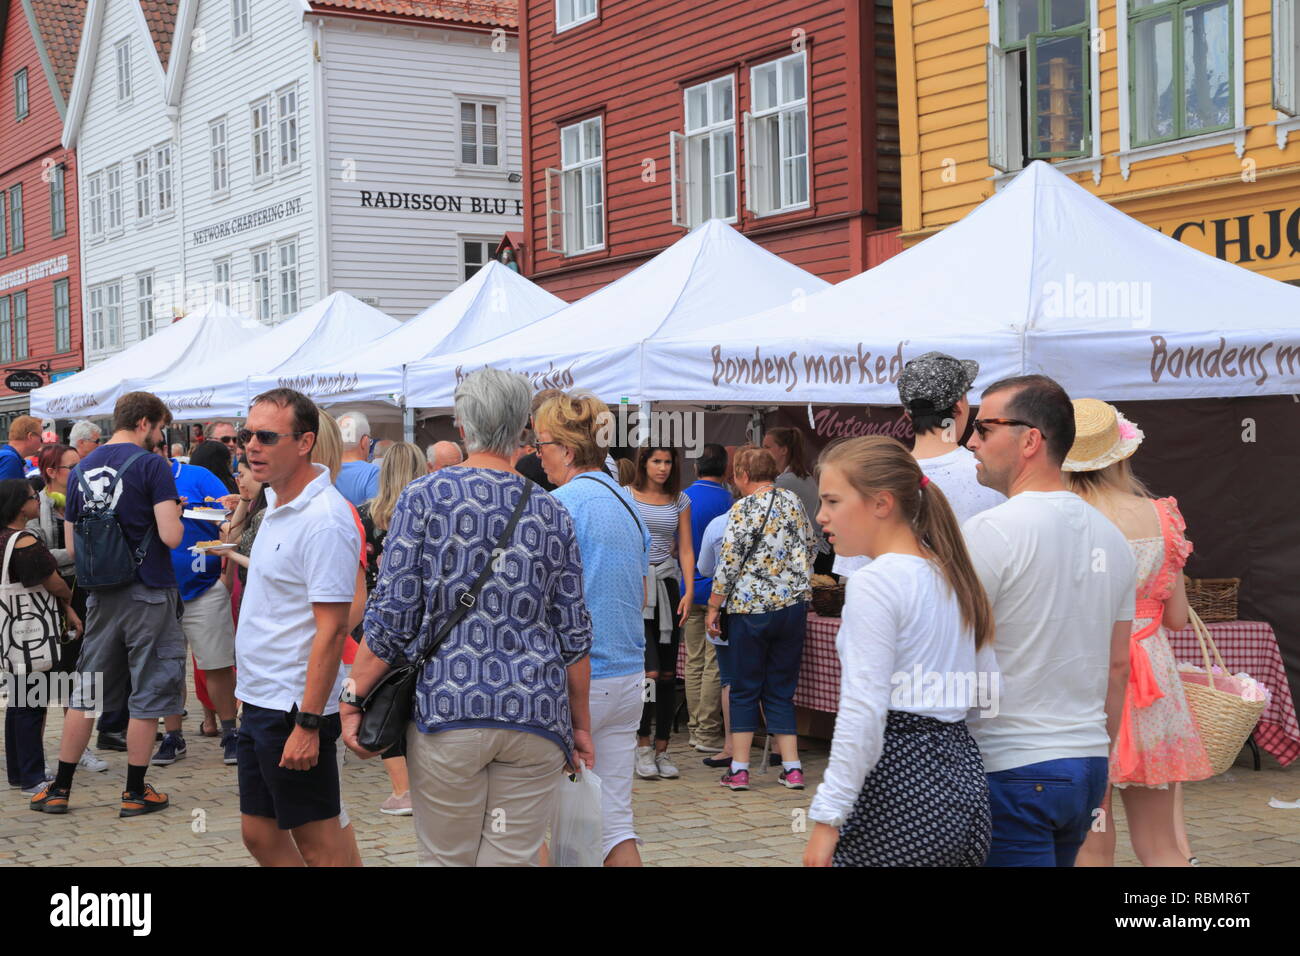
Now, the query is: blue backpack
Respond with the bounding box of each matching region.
[71,451,157,590]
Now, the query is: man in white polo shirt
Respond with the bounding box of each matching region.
[235,388,358,867]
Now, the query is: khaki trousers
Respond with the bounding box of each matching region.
[406,725,565,866]
[683,603,724,746]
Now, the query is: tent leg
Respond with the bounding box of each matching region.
[403,407,414,444]
[637,401,652,447]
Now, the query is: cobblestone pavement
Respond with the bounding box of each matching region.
[2,706,1295,866]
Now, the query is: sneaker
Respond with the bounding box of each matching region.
[79,748,109,773]
[96,731,128,752]
[29,782,70,812]
[655,753,680,779]
[779,768,806,789]
[150,732,187,766]
[634,745,658,779]
[380,792,413,816]
[120,782,169,818]
[720,768,749,791]
[687,736,699,750]
[694,741,724,754]
[21,772,56,796]
[221,730,238,766]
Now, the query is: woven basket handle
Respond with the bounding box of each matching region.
[1188,607,1227,690]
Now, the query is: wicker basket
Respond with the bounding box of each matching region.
[1179,608,1266,775]
[811,585,846,618]
[1184,576,1239,623]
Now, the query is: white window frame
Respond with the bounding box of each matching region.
[457,97,504,169]
[50,163,66,238]
[459,236,498,281]
[673,75,738,228]
[547,115,604,256]
[114,38,132,104]
[251,97,272,182]
[106,165,123,232]
[53,278,70,353]
[277,84,299,171]
[277,238,298,318]
[556,0,597,33]
[106,282,121,349]
[154,142,174,214]
[1271,0,1300,146]
[251,246,272,321]
[213,258,232,306]
[231,0,251,44]
[134,152,152,223]
[90,282,121,352]
[0,296,10,362]
[11,290,25,359]
[210,118,229,195]
[7,184,21,253]
[137,273,155,339]
[86,172,103,238]
[744,51,811,218]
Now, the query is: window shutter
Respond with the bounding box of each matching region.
[545,167,564,254]
[1027,30,1089,159]
[1275,0,1299,116]
[742,111,758,214]
[669,131,688,227]
[987,43,1013,172]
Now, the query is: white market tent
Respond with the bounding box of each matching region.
[30,301,266,421]
[403,219,831,409]
[642,161,1300,405]
[137,291,400,420]
[252,260,568,409]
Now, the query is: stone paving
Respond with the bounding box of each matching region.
[1,705,1296,866]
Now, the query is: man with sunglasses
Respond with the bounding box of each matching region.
[962,375,1136,868]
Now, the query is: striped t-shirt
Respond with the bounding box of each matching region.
[634,491,691,566]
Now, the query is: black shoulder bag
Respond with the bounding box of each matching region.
[574,474,647,550]
[714,490,777,645]
[355,480,533,753]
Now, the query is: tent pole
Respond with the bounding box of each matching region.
[403,406,415,443]
[637,401,652,447]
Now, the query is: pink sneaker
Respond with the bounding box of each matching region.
[779,768,805,789]
[720,768,749,791]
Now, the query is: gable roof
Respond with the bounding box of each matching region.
[27,0,88,105]
[307,0,516,30]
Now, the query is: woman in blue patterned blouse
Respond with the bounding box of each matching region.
[341,368,594,867]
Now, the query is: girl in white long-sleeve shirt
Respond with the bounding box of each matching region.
[804,436,998,867]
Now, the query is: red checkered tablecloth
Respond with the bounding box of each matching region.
[795,614,1300,767]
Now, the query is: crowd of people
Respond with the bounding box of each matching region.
[1,346,1214,868]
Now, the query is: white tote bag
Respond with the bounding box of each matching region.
[0,531,63,675]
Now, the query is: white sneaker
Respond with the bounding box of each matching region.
[79,748,109,773]
[635,745,658,779]
[655,753,680,779]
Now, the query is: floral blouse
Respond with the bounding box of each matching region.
[710,487,816,615]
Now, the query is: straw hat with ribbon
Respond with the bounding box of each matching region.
[1062,398,1144,472]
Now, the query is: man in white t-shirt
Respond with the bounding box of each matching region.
[962,374,1135,867]
[832,351,1004,578]
[235,388,358,867]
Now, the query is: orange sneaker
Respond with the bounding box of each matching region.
[29,783,70,814]
[119,782,169,818]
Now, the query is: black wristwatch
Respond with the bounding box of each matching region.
[294,709,323,730]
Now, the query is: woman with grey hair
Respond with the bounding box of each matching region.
[341,368,594,866]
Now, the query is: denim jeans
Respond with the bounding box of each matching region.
[984,756,1109,867]
[727,602,806,736]
[4,704,46,789]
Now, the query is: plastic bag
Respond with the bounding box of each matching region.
[550,763,604,867]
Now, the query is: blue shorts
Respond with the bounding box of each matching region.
[236,703,342,830]
[984,757,1109,867]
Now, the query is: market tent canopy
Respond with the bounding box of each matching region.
[139,292,400,419]
[259,261,567,408]
[403,219,831,408]
[643,161,1300,405]
[30,302,265,420]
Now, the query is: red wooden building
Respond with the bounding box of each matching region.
[0,0,84,427]
[516,0,900,299]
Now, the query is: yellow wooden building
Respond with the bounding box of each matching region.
[895,0,1300,284]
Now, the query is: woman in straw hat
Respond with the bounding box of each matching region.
[1063,399,1211,868]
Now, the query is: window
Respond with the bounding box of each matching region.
[107,166,123,231]
[154,143,174,213]
[231,0,250,41]
[459,100,500,166]
[556,0,596,31]
[251,247,271,320]
[12,291,26,360]
[1129,0,1232,147]
[672,75,737,227]
[115,39,132,103]
[277,86,298,168]
[90,283,121,351]
[546,116,603,255]
[54,279,70,353]
[14,69,28,120]
[0,298,9,362]
[0,193,5,256]
[461,238,496,280]
[214,258,231,306]
[137,274,155,338]
[86,173,103,237]
[50,163,66,238]
[135,153,152,221]
[1276,0,1299,115]
[210,119,229,193]
[251,99,271,179]
[277,239,298,316]
[745,52,810,216]
[7,185,21,253]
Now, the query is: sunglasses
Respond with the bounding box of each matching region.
[237,428,304,446]
[218,436,238,445]
[972,418,1040,440]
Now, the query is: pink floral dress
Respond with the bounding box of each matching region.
[1111,497,1213,788]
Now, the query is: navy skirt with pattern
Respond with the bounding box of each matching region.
[832,710,991,867]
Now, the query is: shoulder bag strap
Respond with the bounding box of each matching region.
[413,479,533,670]
[0,529,25,589]
[723,489,777,603]
[574,474,647,551]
